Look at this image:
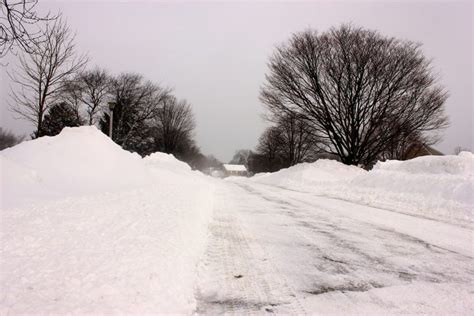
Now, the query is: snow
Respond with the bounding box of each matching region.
[251,159,365,186]
[1,127,153,209]
[197,181,473,315]
[223,164,247,172]
[250,154,474,226]
[1,126,473,314]
[0,126,215,314]
[143,151,192,173]
[342,152,474,225]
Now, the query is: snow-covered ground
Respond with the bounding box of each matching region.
[250,155,473,226]
[1,127,473,314]
[1,127,215,314]
[197,181,473,314]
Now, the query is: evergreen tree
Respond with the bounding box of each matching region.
[38,102,83,137]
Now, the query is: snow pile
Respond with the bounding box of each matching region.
[144,151,192,173]
[250,154,473,225]
[251,159,365,189]
[1,126,215,314]
[0,126,152,208]
[341,152,474,225]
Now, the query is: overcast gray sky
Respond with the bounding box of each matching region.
[1,0,472,162]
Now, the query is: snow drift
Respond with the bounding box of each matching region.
[0,126,215,314]
[1,126,152,208]
[250,154,474,225]
[144,151,192,174]
[252,159,365,188]
[344,152,474,224]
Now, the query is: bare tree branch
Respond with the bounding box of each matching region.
[1,0,59,57]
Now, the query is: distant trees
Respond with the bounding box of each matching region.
[274,113,321,166]
[38,102,82,136]
[0,128,23,150]
[230,149,252,165]
[248,114,322,173]
[200,155,223,171]
[0,0,58,57]
[75,71,205,167]
[9,19,87,137]
[64,68,110,125]
[261,25,448,166]
[98,73,170,151]
[4,4,206,170]
[152,96,195,154]
[454,146,472,155]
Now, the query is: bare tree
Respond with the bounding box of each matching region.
[64,68,110,125]
[261,25,449,166]
[101,73,170,148]
[276,113,321,166]
[249,128,285,173]
[257,127,283,161]
[153,95,195,154]
[1,0,58,57]
[9,19,87,137]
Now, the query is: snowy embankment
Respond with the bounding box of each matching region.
[250,154,474,226]
[0,127,215,314]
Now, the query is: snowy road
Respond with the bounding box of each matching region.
[3,128,473,314]
[195,180,473,315]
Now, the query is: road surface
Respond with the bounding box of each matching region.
[195,179,473,315]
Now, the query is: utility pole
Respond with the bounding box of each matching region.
[108,102,116,138]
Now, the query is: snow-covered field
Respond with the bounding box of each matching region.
[1,126,473,314]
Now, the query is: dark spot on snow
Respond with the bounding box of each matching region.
[398,271,417,281]
[234,274,243,279]
[322,255,346,264]
[370,281,384,288]
[306,281,384,295]
[199,297,278,312]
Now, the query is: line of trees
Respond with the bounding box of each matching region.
[5,12,220,170]
[247,113,323,173]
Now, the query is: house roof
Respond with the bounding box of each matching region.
[405,143,444,160]
[223,164,247,172]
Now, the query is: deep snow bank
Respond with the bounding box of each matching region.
[252,159,365,188]
[1,126,152,208]
[0,126,215,314]
[250,154,473,225]
[343,152,474,224]
[144,151,192,174]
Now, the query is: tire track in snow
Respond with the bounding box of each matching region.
[234,181,474,288]
[194,185,306,315]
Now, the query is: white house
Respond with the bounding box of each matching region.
[223,164,248,177]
